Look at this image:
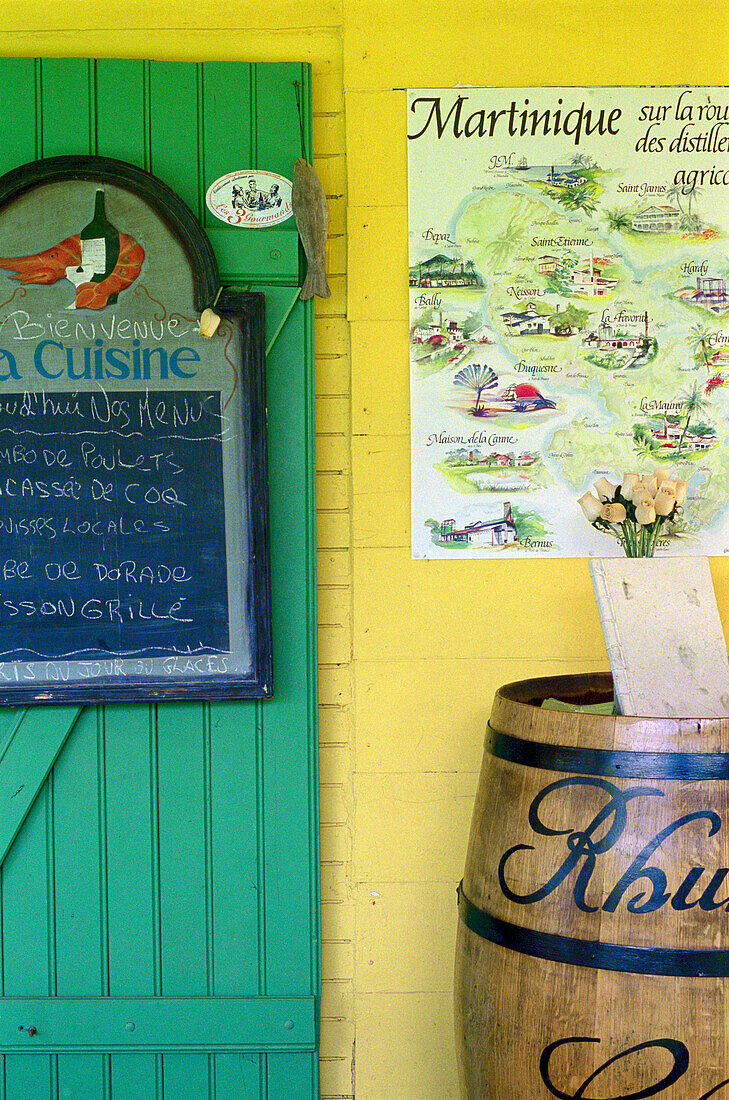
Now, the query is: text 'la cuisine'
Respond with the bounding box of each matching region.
[0,339,200,381]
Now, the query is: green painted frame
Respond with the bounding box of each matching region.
[0,57,320,1100]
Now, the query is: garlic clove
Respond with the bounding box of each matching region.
[199,307,221,338]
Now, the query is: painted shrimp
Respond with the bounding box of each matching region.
[0,232,145,310]
[0,234,83,285]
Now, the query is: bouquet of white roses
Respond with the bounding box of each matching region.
[578,470,688,557]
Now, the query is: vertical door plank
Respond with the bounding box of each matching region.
[267,1052,319,1099]
[210,699,261,995]
[3,1057,53,1100]
[157,701,208,988]
[254,64,307,174]
[149,62,202,220]
[0,59,39,173]
[258,65,319,1086]
[52,707,107,1098]
[2,786,54,1100]
[214,1052,265,1098]
[39,58,95,157]
[105,703,160,1099]
[201,62,252,231]
[252,63,306,271]
[2,787,52,989]
[157,701,210,1099]
[210,699,265,1098]
[96,58,148,168]
[262,295,319,998]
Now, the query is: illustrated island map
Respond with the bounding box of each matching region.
[408,87,729,558]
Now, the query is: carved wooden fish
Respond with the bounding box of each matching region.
[292,157,330,300]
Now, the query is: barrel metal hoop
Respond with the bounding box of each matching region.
[457,883,729,976]
[487,725,729,780]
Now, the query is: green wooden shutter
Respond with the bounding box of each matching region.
[0,58,319,1100]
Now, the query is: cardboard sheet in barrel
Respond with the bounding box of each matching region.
[0,157,271,704]
[589,557,729,717]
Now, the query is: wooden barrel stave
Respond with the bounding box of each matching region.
[456,674,729,1098]
[456,935,729,1098]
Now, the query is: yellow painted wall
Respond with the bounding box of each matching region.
[345,4,729,1097]
[5,2,729,1097]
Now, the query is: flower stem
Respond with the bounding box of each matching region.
[619,521,634,556]
[649,517,663,557]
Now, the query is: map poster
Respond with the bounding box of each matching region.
[408,86,729,558]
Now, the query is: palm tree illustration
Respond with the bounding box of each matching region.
[687,323,714,370]
[684,182,702,229]
[633,423,653,456]
[605,207,631,232]
[485,212,530,267]
[664,182,686,222]
[572,152,596,169]
[556,183,598,215]
[677,383,709,457]
[453,363,499,413]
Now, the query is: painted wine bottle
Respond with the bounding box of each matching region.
[79,189,120,302]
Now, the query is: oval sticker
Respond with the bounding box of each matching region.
[206,170,293,228]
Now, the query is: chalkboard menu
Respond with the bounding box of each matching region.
[0,157,272,703]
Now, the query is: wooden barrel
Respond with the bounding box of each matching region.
[455,672,729,1100]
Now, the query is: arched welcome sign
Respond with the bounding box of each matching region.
[0,156,272,703]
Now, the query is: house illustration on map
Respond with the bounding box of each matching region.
[649,415,716,451]
[676,277,729,314]
[537,255,561,274]
[631,206,682,233]
[437,503,518,547]
[501,305,551,335]
[584,312,650,351]
[570,255,618,297]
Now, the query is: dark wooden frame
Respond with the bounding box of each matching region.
[0,156,273,703]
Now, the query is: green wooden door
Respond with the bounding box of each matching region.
[0,58,319,1100]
